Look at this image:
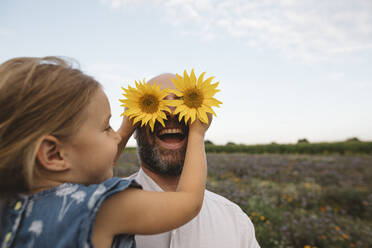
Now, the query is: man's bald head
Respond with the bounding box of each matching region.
[148,73,177,90]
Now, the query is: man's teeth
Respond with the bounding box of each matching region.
[158,128,184,136]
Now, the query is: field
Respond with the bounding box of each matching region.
[114,152,372,248]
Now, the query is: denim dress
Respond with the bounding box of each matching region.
[1,177,141,248]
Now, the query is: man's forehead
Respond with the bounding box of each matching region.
[148,73,177,90]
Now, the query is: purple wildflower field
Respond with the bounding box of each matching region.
[114,152,372,248]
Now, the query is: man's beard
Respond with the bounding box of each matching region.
[135,126,186,176]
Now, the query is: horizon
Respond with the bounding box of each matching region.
[127,137,372,147]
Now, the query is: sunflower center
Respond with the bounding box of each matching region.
[184,88,203,108]
[139,94,159,113]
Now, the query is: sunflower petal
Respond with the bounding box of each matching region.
[204,98,222,107]
[190,69,197,86]
[184,113,190,124]
[158,111,167,119]
[178,112,184,122]
[133,116,142,125]
[190,108,197,123]
[202,76,215,87]
[171,76,186,91]
[167,89,183,97]
[197,108,209,124]
[158,117,165,127]
[165,99,182,106]
[197,72,206,86]
[201,104,217,116]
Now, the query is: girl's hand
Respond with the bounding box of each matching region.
[114,111,138,162]
[188,113,213,137]
[118,114,137,138]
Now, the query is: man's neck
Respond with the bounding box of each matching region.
[141,166,180,192]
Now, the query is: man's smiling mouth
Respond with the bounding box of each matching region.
[154,117,188,149]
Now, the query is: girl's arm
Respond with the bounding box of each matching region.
[93,116,210,243]
[114,115,136,163]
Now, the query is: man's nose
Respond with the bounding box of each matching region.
[168,105,176,114]
[165,107,177,120]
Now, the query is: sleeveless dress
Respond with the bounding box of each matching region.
[1,177,141,248]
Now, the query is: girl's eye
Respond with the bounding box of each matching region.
[105,126,112,132]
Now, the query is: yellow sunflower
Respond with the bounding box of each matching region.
[168,69,222,124]
[120,79,171,131]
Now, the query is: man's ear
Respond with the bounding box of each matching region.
[36,135,69,172]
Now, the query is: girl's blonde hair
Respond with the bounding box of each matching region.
[0,56,100,196]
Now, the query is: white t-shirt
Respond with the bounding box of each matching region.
[128,169,260,248]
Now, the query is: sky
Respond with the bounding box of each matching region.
[1,0,372,146]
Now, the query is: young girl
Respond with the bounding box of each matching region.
[0,56,210,248]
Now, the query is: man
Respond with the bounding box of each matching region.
[129,73,260,248]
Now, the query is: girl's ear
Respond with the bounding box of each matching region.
[36,135,69,172]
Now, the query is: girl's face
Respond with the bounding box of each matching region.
[62,88,121,185]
